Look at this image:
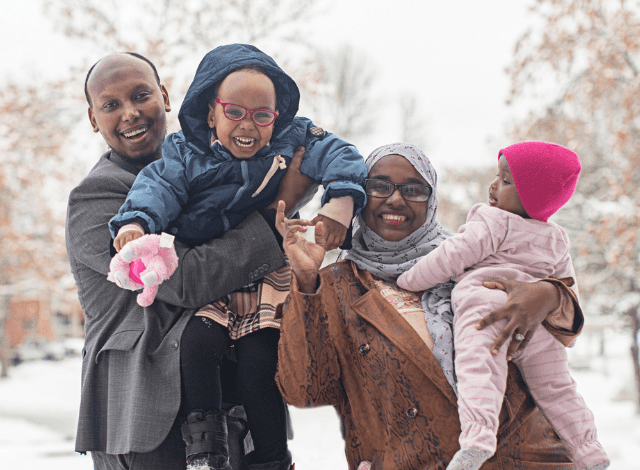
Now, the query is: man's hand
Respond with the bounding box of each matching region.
[476,278,560,359]
[311,215,347,251]
[275,200,324,293]
[113,230,143,252]
[267,146,317,217]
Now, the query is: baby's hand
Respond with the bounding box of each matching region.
[312,214,347,251]
[114,230,143,252]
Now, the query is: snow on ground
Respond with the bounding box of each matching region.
[1,328,638,469]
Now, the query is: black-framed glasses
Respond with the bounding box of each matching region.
[215,98,279,127]
[364,178,432,202]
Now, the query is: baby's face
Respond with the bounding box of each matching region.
[488,155,529,218]
[207,69,277,159]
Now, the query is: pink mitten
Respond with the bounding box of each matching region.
[107,233,179,307]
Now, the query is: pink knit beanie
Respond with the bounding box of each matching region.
[499,141,581,222]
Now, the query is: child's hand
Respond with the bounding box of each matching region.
[114,230,143,252]
[312,214,347,251]
[107,234,179,307]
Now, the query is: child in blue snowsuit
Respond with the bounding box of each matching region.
[108,44,367,470]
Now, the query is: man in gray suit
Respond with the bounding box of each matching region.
[66,52,304,470]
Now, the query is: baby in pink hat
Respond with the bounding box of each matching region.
[398,142,609,470]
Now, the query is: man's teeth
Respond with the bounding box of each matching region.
[123,127,148,138]
[382,214,406,222]
[234,137,256,148]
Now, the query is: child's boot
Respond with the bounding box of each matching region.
[181,410,232,470]
[243,450,293,470]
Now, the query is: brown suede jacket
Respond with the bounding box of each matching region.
[276,260,583,470]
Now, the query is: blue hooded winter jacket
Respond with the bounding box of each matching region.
[109,44,367,246]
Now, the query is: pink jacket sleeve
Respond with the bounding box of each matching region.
[550,236,579,300]
[397,204,507,291]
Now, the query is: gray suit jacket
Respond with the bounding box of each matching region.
[66,152,285,454]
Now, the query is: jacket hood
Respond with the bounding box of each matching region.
[178,44,300,149]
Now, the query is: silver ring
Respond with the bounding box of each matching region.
[514,333,525,341]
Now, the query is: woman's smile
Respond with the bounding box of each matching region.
[380,213,408,225]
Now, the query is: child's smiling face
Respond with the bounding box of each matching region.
[207,69,277,159]
[488,155,529,218]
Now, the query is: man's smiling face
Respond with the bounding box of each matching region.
[87,54,171,164]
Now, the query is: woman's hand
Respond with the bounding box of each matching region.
[476,279,561,359]
[275,200,325,293]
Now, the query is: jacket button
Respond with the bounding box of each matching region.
[172,340,179,349]
[358,343,370,355]
[406,407,418,418]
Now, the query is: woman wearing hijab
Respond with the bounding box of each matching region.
[275,143,583,470]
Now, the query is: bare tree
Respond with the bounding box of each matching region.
[504,0,640,410]
[306,44,379,141]
[42,0,319,125]
[399,92,430,153]
[0,79,79,292]
[0,0,323,376]
[435,166,496,233]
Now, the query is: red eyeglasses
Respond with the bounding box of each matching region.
[215,98,279,127]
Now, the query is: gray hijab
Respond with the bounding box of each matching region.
[340,142,450,280]
[339,142,458,395]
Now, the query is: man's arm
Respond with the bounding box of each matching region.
[67,173,131,276]
[157,211,285,308]
[67,167,285,310]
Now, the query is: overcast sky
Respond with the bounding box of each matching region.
[307,1,533,164]
[2,0,535,170]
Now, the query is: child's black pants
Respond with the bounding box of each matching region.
[180,315,288,463]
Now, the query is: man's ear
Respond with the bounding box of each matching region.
[88,107,100,133]
[160,84,171,112]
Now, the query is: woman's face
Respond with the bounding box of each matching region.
[362,154,430,242]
